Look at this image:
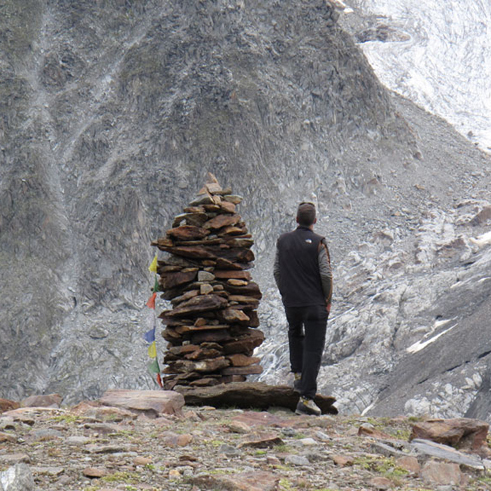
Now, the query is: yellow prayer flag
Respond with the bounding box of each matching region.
[148,254,158,273]
[148,341,157,358]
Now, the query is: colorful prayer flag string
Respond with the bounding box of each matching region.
[143,255,162,388]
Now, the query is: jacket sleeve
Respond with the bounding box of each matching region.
[318,238,333,306]
[273,242,281,290]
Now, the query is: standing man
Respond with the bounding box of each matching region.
[274,202,333,416]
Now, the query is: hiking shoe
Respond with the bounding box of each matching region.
[295,397,321,416]
[293,373,302,393]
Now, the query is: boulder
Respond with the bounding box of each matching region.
[421,461,464,486]
[99,390,185,417]
[0,399,20,413]
[21,394,62,408]
[410,418,489,454]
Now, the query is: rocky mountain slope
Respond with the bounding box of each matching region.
[1,0,490,419]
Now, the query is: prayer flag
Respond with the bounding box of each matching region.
[143,328,155,344]
[148,254,158,273]
[148,341,157,358]
[153,276,160,293]
[156,373,163,388]
[146,310,157,330]
[146,292,157,309]
[148,357,160,374]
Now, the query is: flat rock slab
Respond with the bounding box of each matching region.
[174,382,338,415]
[410,438,485,470]
[99,390,184,417]
[191,470,279,491]
[71,401,138,421]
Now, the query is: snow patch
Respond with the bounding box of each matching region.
[470,230,491,248]
[406,324,457,354]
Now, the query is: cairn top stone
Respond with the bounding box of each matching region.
[197,172,223,195]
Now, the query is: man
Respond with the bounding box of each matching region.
[274,202,333,416]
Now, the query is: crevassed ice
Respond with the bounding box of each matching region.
[352,0,491,152]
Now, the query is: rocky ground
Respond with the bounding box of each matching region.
[2,391,491,491]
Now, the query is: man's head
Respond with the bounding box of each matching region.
[296,201,317,227]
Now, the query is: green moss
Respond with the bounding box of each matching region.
[364,417,391,427]
[354,455,409,477]
[51,414,80,424]
[207,439,226,447]
[470,475,491,486]
[114,429,136,437]
[394,428,411,440]
[273,444,290,453]
[101,471,139,484]
[204,468,239,476]
[293,432,307,439]
[279,478,294,490]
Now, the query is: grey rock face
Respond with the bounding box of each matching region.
[1,0,491,421]
[0,464,35,491]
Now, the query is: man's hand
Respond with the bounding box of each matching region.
[326,301,331,315]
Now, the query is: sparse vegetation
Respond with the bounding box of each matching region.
[354,455,409,478]
[50,414,80,425]
[101,472,139,484]
[279,478,295,490]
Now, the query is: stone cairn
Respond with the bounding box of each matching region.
[151,173,264,390]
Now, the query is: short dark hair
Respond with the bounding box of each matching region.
[297,202,316,226]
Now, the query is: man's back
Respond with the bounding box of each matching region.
[273,202,333,414]
[275,226,326,308]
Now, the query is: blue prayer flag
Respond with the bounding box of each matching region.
[143,328,156,343]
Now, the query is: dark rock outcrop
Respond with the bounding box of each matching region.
[175,381,338,415]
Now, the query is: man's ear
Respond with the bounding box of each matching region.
[314,217,317,224]
[296,216,299,224]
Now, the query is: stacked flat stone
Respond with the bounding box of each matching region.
[151,173,264,390]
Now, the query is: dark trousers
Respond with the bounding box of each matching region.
[285,304,328,400]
